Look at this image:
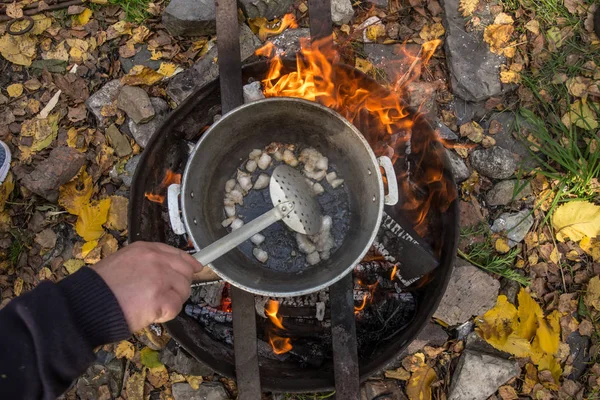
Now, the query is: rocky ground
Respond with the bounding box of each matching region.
[0,0,599,399]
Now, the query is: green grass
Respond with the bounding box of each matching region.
[8,232,26,268]
[109,0,152,22]
[459,224,530,285]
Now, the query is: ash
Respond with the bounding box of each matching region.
[184,255,417,366]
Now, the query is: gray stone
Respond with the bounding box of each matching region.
[162,0,216,37]
[331,0,355,25]
[364,43,421,83]
[119,154,141,187]
[453,98,488,125]
[455,321,474,340]
[470,146,517,179]
[105,124,132,157]
[433,259,500,326]
[436,120,459,140]
[239,0,294,19]
[446,149,470,183]
[128,98,170,148]
[465,331,510,358]
[120,44,161,74]
[442,0,505,101]
[85,79,122,127]
[449,349,519,400]
[243,81,266,103]
[160,341,214,376]
[407,321,449,354]
[360,380,407,400]
[485,180,532,206]
[491,209,533,247]
[117,86,155,124]
[172,382,229,400]
[167,24,261,105]
[567,331,591,380]
[488,112,540,171]
[267,28,310,56]
[367,0,389,8]
[499,277,520,304]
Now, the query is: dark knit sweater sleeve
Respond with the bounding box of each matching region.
[0,267,130,400]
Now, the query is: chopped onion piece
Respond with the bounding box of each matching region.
[272,150,283,161]
[299,148,323,172]
[326,171,337,183]
[249,149,262,160]
[296,233,316,254]
[225,179,236,192]
[231,218,244,231]
[246,159,257,172]
[316,156,328,171]
[321,215,333,232]
[257,153,272,170]
[306,252,320,265]
[251,233,265,245]
[253,174,270,190]
[283,149,298,167]
[224,205,236,217]
[304,169,326,181]
[222,216,235,227]
[331,178,345,188]
[237,170,253,192]
[313,183,324,195]
[253,248,268,263]
[228,189,244,205]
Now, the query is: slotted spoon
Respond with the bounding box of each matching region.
[192,165,322,265]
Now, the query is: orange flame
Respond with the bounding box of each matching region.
[269,335,292,354]
[265,300,292,354]
[390,264,398,281]
[144,169,182,204]
[354,294,368,314]
[265,300,285,330]
[257,35,457,236]
[257,14,298,41]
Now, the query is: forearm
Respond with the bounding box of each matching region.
[0,267,130,400]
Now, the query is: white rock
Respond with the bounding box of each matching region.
[296,233,316,254]
[222,216,235,227]
[243,81,265,103]
[326,171,337,183]
[237,170,253,192]
[331,0,354,25]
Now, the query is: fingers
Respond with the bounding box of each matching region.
[162,266,191,304]
[155,289,186,323]
[150,242,204,274]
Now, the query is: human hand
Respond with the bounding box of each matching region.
[91,241,203,332]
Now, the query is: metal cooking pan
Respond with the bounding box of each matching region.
[169,97,398,297]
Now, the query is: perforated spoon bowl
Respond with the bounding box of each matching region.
[192,165,322,266]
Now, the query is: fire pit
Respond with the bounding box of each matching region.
[128,48,458,390]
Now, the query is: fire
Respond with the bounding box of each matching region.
[354,294,368,314]
[265,300,292,354]
[257,31,457,240]
[390,264,398,281]
[257,14,298,41]
[144,169,182,204]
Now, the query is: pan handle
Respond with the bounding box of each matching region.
[167,184,187,235]
[378,156,399,206]
[193,201,294,265]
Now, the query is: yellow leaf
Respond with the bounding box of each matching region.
[355,58,373,74]
[31,15,52,35]
[121,65,164,86]
[524,20,540,35]
[535,315,560,355]
[549,246,560,264]
[72,8,92,26]
[561,100,598,130]
[483,24,514,55]
[115,340,135,360]
[185,375,203,390]
[59,169,94,216]
[458,0,479,16]
[385,367,411,380]
[19,113,59,161]
[566,76,589,98]
[580,236,600,261]
[109,21,133,36]
[0,33,38,67]
[406,364,437,400]
[494,13,514,25]
[419,23,445,41]
[536,353,562,382]
[131,26,151,43]
[81,240,98,257]
[552,201,600,241]
[7,83,23,97]
[66,38,89,63]
[340,24,351,34]
[106,196,129,231]
[584,275,600,311]
[367,23,387,42]
[459,121,484,142]
[495,238,510,254]
[126,370,146,400]
[43,41,69,62]
[516,289,543,340]
[14,277,24,297]
[148,365,169,388]
[157,62,178,77]
[500,69,521,84]
[63,259,85,274]
[476,295,518,341]
[0,172,15,212]
[75,198,111,241]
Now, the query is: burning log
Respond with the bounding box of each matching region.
[145,169,181,204]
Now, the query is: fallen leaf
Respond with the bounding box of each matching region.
[459,121,484,142]
[481,135,496,148]
[366,23,387,42]
[63,259,85,274]
[7,83,23,97]
[525,20,540,35]
[157,62,179,77]
[0,33,38,66]
[75,198,111,241]
[115,340,135,359]
[106,196,129,231]
[0,172,14,211]
[100,234,118,258]
[19,113,60,161]
[140,347,162,368]
[66,38,89,63]
[125,370,146,400]
[579,236,600,261]
[355,58,373,74]
[59,169,94,215]
[495,238,510,254]
[185,375,203,390]
[483,24,514,56]
[81,240,98,257]
[340,24,351,34]
[498,385,518,400]
[131,26,151,43]
[458,0,479,16]
[500,69,521,84]
[6,2,23,19]
[43,41,69,61]
[561,100,598,130]
[406,364,437,400]
[584,276,600,311]
[30,15,52,36]
[522,363,538,395]
[38,267,52,280]
[147,365,169,388]
[419,23,445,41]
[14,277,24,296]
[250,14,298,41]
[385,367,411,380]
[494,12,514,25]
[579,319,593,336]
[72,8,92,26]
[566,76,589,98]
[552,201,600,241]
[402,353,426,372]
[121,65,164,86]
[106,21,133,40]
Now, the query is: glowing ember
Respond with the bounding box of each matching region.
[269,335,292,355]
[354,294,368,314]
[144,169,182,204]
[390,264,398,281]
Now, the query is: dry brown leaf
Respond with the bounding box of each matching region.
[106,196,129,231]
[6,2,23,19]
[0,33,38,66]
[406,364,437,400]
[458,0,479,16]
[131,26,151,44]
[7,83,23,97]
[43,41,69,61]
[525,20,540,35]
[566,76,590,98]
[121,65,164,86]
[419,23,445,41]
[63,259,85,274]
[494,12,514,25]
[481,135,496,148]
[19,113,59,161]
[125,370,146,400]
[498,385,518,400]
[459,121,484,142]
[584,276,600,311]
[483,24,514,56]
[355,58,373,74]
[66,38,89,63]
[148,365,169,388]
[561,100,598,130]
[115,340,135,359]
[385,367,411,380]
[0,173,14,212]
